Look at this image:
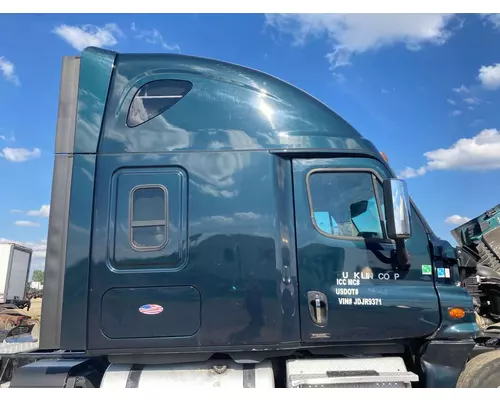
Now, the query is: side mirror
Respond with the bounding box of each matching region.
[383,179,412,240]
[383,179,412,269]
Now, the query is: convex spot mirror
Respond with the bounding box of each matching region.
[383,178,412,241]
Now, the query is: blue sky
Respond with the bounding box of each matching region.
[1,13,500,272]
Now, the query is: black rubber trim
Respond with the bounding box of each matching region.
[39,155,73,350]
[8,359,94,388]
[125,364,144,388]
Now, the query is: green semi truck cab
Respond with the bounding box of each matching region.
[2,47,500,388]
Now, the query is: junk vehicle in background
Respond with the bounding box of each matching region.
[452,204,500,272]
[451,205,500,339]
[0,244,39,384]
[0,307,39,384]
[3,46,500,388]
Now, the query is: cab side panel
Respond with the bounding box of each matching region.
[87,152,300,350]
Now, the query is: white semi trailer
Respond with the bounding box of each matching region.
[0,243,32,307]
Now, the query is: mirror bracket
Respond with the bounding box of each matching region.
[394,239,411,270]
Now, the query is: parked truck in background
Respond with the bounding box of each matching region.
[0,243,32,310]
[30,282,43,291]
[4,47,500,388]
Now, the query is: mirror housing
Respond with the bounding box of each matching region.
[383,179,412,269]
[383,179,412,240]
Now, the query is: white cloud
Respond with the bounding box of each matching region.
[234,212,261,220]
[0,147,41,162]
[27,205,50,218]
[445,215,471,225]
[9,205,50,218]
[478,63,500,90]
[381,87,395,94]
[481,14,500,30]
[471,119,484,128]
[398,128,500,178]
[451,110,462,116]
[53,23,123,51]
[452,84,469,94]
[0,130,15,141]
[264,14,456,70]
[0,56,20,86]
[424,129,500,171]
[446,98,456,105]
[463,97,480,105]
[398,166,427,179]
[15,221,40,227]
[131,23,180,52]
[0,238,47,269]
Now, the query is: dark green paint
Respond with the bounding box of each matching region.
[293,157,441,342]
[110,167,188,269]
[99,52,379,154]
[101,286,201,338]
[58,48,478,357]
[60,154,96,350]
[418,340,476,388]
[87,152,300,350]
[74,47,116,153]
[428,237,478,340]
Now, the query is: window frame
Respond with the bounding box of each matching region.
[129,184,169,251]
[305,167,390,242]
[126,79,193,128]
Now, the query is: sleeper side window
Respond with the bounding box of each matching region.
[127,79,193,128]
[308,171,384,239]
[130,185,168,250]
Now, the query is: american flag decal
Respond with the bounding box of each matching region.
[139,304,164,315]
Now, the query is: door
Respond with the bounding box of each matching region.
[293,157,441,343]
[86,151,301,350]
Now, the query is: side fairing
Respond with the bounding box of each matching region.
[41,48,116,350]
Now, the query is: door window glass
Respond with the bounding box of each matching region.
[309,172,383,239]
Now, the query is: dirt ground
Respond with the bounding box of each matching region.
[27,298,42,321]
[27,298,42,340]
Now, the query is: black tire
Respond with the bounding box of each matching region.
[457,350,500,387]
[477,242,500,273]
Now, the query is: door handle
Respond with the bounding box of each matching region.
[315,298,322,324]
[307,291,328,327]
